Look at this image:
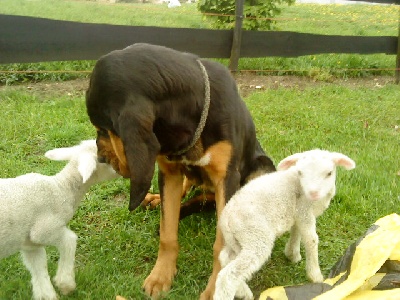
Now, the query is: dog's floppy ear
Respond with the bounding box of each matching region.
[117,102,160,211]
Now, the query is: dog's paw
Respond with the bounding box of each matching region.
[143,265,176,299]
[200,279,217,300]
[200,289,214,300]
[141,193,161,209]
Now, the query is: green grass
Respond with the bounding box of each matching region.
[275,3,398,36]
[0,80,399,299]
[0,0,398,84]
[0,0,208,27]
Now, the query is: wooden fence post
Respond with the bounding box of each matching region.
[229,0,245,72]
[396,11,400,84]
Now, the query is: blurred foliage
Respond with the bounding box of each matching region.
[197,0,295,30]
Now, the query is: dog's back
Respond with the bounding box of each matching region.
[86,43,274,194]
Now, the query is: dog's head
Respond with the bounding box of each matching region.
[86,79,160,211]
[95,128,131,178]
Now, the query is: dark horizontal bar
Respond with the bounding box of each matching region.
[0,14,397,64]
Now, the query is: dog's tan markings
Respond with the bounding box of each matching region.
[94,127,131,178]
[202,141,232,184]
[182,176,193,196]
[96,135,121,173]
[200,141,232,300]
[107,130,130,177]
[143,156,183,298]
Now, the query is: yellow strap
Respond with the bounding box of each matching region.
[259,286,289,300]
[314,214,400,300]
[258,214,400,300]
[344,288,400,300]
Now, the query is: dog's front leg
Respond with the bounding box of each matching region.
[200,143,238,299]
[143,158,183,299]
[199,179,226,300]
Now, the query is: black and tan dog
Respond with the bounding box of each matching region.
[85,43,275,299]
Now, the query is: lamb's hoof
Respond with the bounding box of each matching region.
[307,270,324,283]
[284,243,302,263]
[53,275,76,295]
[33,289,58,300]
[284,250,301,263]
[236,282,254,300]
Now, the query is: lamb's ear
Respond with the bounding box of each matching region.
[78,153,97,183]
[45,145,80,161]
[331,152,356,170]
[277,153,302,171]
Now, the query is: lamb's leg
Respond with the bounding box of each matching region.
[52,227,78,295]
[20,247,58,300]
[235,281,253,300]
[298,220,323,282]
[30,222,77,295]
[284,225,302,263]
[219,245,254,299]
[218,235,240,269]
[218,233,253,299]
[214,246,270,300]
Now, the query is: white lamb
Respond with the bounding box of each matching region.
[214,149,356,300]
[0,140,119,300]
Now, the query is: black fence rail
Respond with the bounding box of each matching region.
[0,0,399,81]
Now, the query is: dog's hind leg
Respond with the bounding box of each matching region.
[179,192,216,219]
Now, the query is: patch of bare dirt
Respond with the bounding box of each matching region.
[233,73,396,98]
[0,74,396,99]
[0,78,89,98]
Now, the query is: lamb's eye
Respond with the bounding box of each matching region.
[298,170,302,176]
[326,171,332,177]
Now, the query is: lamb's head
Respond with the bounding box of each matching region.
[45,140,120,184]
[277,149,355,201]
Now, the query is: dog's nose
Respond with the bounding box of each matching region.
[97,155,107,163]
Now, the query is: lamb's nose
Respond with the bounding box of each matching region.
[309,191,320,200]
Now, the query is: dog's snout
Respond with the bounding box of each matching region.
[97,155,107,163]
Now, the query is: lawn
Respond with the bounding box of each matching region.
[0,76,399,299]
